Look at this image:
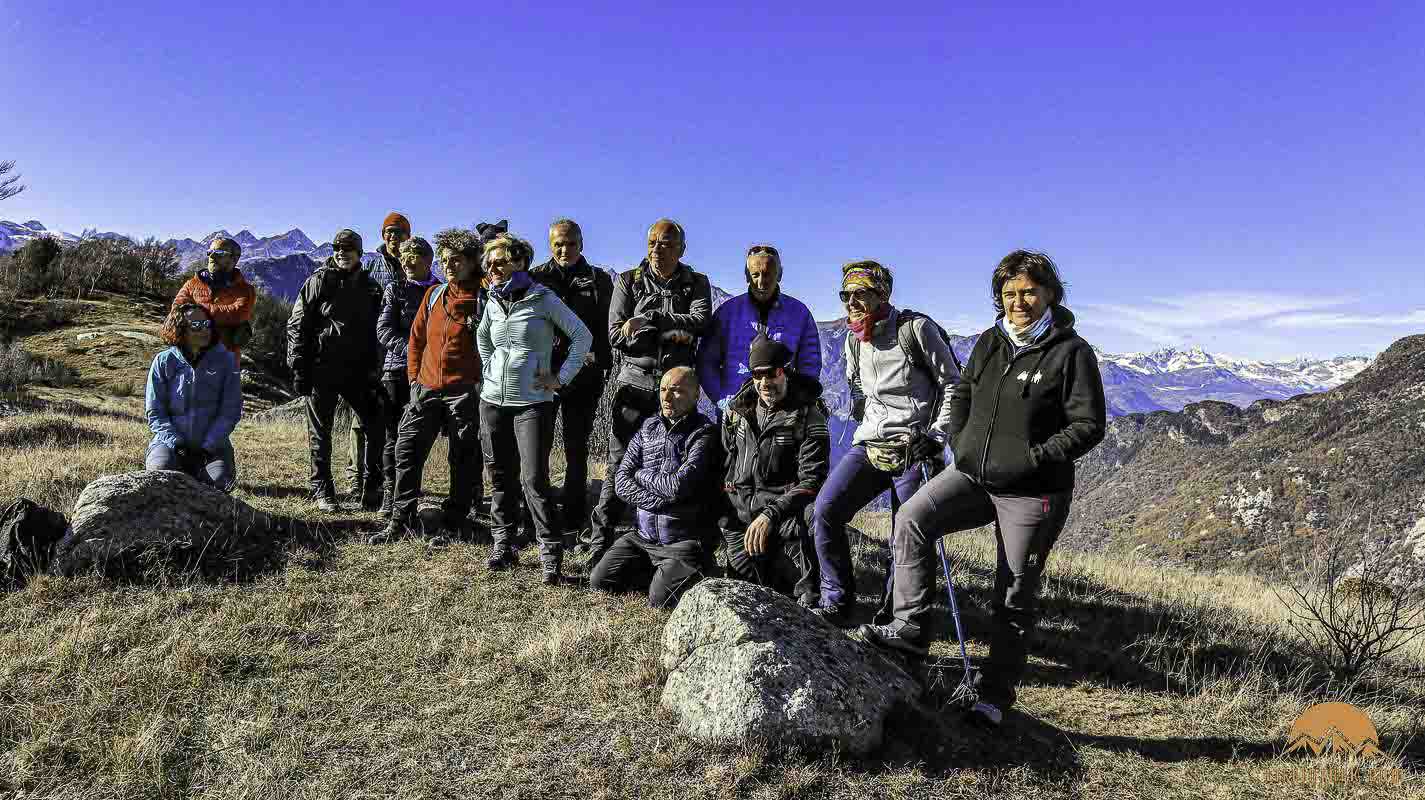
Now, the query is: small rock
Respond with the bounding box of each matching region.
[660,579,921,756]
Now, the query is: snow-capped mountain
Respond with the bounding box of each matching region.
[1098,346,1368,391]
[0,219,112,250]
[165,228,323,269]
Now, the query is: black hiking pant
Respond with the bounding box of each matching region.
[306,381,385,499]
[720,505,820,607]
[392,384,482,522]
[589,533,708,609]
[552,373,604,534]
[587,382,659,559]
[480,400,560,566]
[891,467,1072,711]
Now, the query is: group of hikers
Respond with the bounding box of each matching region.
[143,212,1108,729]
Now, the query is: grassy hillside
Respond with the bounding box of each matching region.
[1,304,1422,798]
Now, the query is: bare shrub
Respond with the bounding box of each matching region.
[246,288,292,379]
[1273,520,1425,689]
[0,343,79,394]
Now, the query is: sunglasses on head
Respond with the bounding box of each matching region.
[187,319,214,331]
[746,244,780,259]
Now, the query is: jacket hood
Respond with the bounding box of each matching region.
[729,370,823,419]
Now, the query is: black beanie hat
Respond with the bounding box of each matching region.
[748,334,793,373]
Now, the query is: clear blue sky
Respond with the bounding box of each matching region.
[3,1,1423,359]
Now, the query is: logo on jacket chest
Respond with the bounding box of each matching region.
[1016,370,1044,384]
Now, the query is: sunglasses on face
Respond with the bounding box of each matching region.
[208,249,233,259]
[751,368,784,381]
[188,319,214,331]
[839,289,876,304]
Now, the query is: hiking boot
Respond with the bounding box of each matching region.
[487,548,519,572]
[314,493,340,514]
[426,534,451,550]
[369,514,418,545]
[378,487,394,517]
[859,622,929,658]
[441,511,473,542]
[810,604,854,628]
[359,490,384,513]
[967,701,1003,729]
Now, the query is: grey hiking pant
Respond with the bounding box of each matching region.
[891,467,1071,710]
[480,400,560,567]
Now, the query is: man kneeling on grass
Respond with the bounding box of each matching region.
[588,366,719,608]
[717,335,828,607]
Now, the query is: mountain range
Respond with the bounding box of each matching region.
[1,220,1372,418]
[1061,333,1425,588]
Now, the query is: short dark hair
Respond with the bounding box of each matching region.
[991,250,1066,315]
[161,303,209,347]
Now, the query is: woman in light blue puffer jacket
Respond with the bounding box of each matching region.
[144,303,243,491]
[476,232,592,581]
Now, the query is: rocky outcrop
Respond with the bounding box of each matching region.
[660,579,920,756]
[1063,334,1425,588]
[52,471,289,581]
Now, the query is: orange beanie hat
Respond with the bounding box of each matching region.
[382,212,412,235]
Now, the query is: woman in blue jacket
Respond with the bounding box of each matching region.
[477,232,592,583]
[144,303,243,491]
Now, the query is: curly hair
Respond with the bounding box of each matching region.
[399,236,434,264]
[432,228,483,265]
[991,250,1066,315]
[161,303,209,347]
[482,232,536,270]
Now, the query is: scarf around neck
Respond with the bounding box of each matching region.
[491,270,534,300]
[999,307,1055,351]
[406,272,441,288]
[848,304,891,343]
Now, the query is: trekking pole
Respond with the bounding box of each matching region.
[923,461,978,707]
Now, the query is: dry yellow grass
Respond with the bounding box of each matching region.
[0,379,1422,796]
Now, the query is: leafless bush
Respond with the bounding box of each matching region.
[0,342,80,394]
[1272,519,1425,689]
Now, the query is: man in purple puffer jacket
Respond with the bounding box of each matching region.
[696,244,821,413]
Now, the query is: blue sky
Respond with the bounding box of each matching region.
[3,1,1423,359]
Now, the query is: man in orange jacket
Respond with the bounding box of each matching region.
[371,227,486,545]
[171,237,256,367]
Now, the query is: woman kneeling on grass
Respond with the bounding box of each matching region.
[144,303,243,491]
[858,250,1106,730]
[476,232,592,583]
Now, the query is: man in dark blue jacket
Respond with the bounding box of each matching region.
[589,366,719,608]
[697,244,822,413]
[372,236,443,515]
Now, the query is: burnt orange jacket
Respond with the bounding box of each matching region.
[172,270,257,363]
[408,280,483,390]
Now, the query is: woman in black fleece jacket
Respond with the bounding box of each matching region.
[859,250,1106,730]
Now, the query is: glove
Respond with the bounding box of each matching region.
[851,398,865,423]
[908,432,944,463]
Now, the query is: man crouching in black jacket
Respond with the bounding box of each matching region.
[718,335,829,608]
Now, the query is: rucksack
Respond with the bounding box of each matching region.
[847,308,963,418]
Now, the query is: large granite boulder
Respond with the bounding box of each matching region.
[52,471,289,581]
[660,579,921,756]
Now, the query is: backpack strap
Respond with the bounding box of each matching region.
[896,309,963,375]
[426,283,448,312]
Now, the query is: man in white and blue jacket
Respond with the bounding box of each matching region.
[697,244,821,413]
